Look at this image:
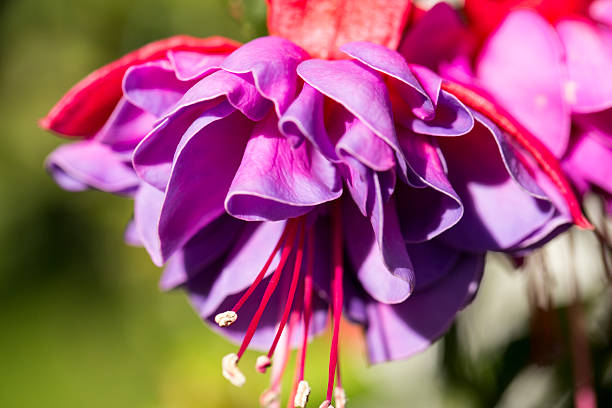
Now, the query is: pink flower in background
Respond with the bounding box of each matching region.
[472,2,612,212]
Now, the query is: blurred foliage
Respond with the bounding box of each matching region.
[1,0,611,407]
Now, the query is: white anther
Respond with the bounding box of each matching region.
[256,355,272,373]
[260,388,279,407]
[319,401,333,408]
[334,387,346,408]
[222,353,245,387]
[294,380,311,407]
[215,311,237,327]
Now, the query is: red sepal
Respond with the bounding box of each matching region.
[465,0,590,39]
[266,0,413,59]
[40,35,240,137]
[441,80,593,230]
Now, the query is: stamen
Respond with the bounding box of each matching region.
[263,314,297,408]
[288,228,315,407]
[440,80,593,230]
[214,311,237,327]
[325,203,344,402]
[333,387,346,408]
[231,220,297,314]
[260,389,279,408]
[294,380,311,408]
[222,353,245,387]
[266,221,307,359]
[256,355,272,374]
[236,221,300,360]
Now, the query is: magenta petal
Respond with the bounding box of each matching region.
[226,115,342,221]
[123,61,194,117]
[557,19,612,113]
[365,253,483,364]
[477,10,570,157]
[344,193,414,304]
[221,36,308,117]
[46,140,139,194]
[166,50,225,81]
[398,2,472,72]
[564,130,612,194]
[591,0,612,26]
[158,109,251,261]
[339,41,434,120]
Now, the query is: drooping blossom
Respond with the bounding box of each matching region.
[41,1,593,407]
[469,2,612,213]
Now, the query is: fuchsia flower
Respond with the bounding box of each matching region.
[469,1,612,213]
[42,1,594,407]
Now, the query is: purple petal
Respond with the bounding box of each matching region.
[477,10,570,157]
[94,97,157,152]
[123,61,194,117]
[557,19,612,113]
[158,109,251,261]
[472,111,547,198]
[222,36,308,117]
[167,50,225,81]
[196,221,285,317]
[339,41,434,120]
[297,59,407,175]
[343,193,414,304]
[365,253,484,364]
[396,130,463,241]
[334,108,396,172]
[407,241,461,291]
[438,121,557,251]
[134,182,165,266]
[133,100,239,191]
[225,115,342,221]
[46,140,139,195]
[160,215,243,290]
[123,219,141,247]
[279,83,337,159]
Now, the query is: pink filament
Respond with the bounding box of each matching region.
[298,228,315,381]
[271,312,298,391]
[231,220,295,313]
[236,221,299,360]
[326,203,344,401]
[267,220,306,358]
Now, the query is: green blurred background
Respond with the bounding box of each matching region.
[0,0,611,407]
